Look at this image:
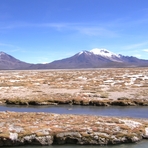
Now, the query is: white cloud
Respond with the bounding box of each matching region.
[143,49,148,52]
[0,22,118,37]
[74,26,117,37]
[0,42,26,53]
[0,42,15,47]
[38,23,118,37]
[124,42,148,50]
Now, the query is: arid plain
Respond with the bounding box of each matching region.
[0,67,148,106]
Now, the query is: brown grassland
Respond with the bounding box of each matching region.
[0,67,148,106]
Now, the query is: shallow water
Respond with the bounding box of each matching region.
[1,104,148,118]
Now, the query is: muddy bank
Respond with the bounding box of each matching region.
[0,111,148,146]
[4,96,148,106]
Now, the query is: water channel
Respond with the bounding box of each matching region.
[1,105,148,118]
[1,104,148,147]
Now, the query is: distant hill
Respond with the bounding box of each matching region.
[0,49,148,70]
[0,52,31,70]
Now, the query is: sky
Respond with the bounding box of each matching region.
[0,0,148,63]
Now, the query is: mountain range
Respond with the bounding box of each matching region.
[0,49,148,70]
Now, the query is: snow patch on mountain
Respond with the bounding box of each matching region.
[90,48,120,58]
[89,48,123,62]
[78,51,93,56]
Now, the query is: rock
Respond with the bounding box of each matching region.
[131,136,141,142]
[9,132,18,141]
[54,132,81,144]
[35,136,53,145]
[143,128,148,138]
[0,134,53,146]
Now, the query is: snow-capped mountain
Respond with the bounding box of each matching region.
[0,50,148,69]
[46,49,148,69]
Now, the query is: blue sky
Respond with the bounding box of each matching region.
[0,0,148,63]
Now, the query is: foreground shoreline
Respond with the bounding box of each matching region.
[0,111,148,146]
